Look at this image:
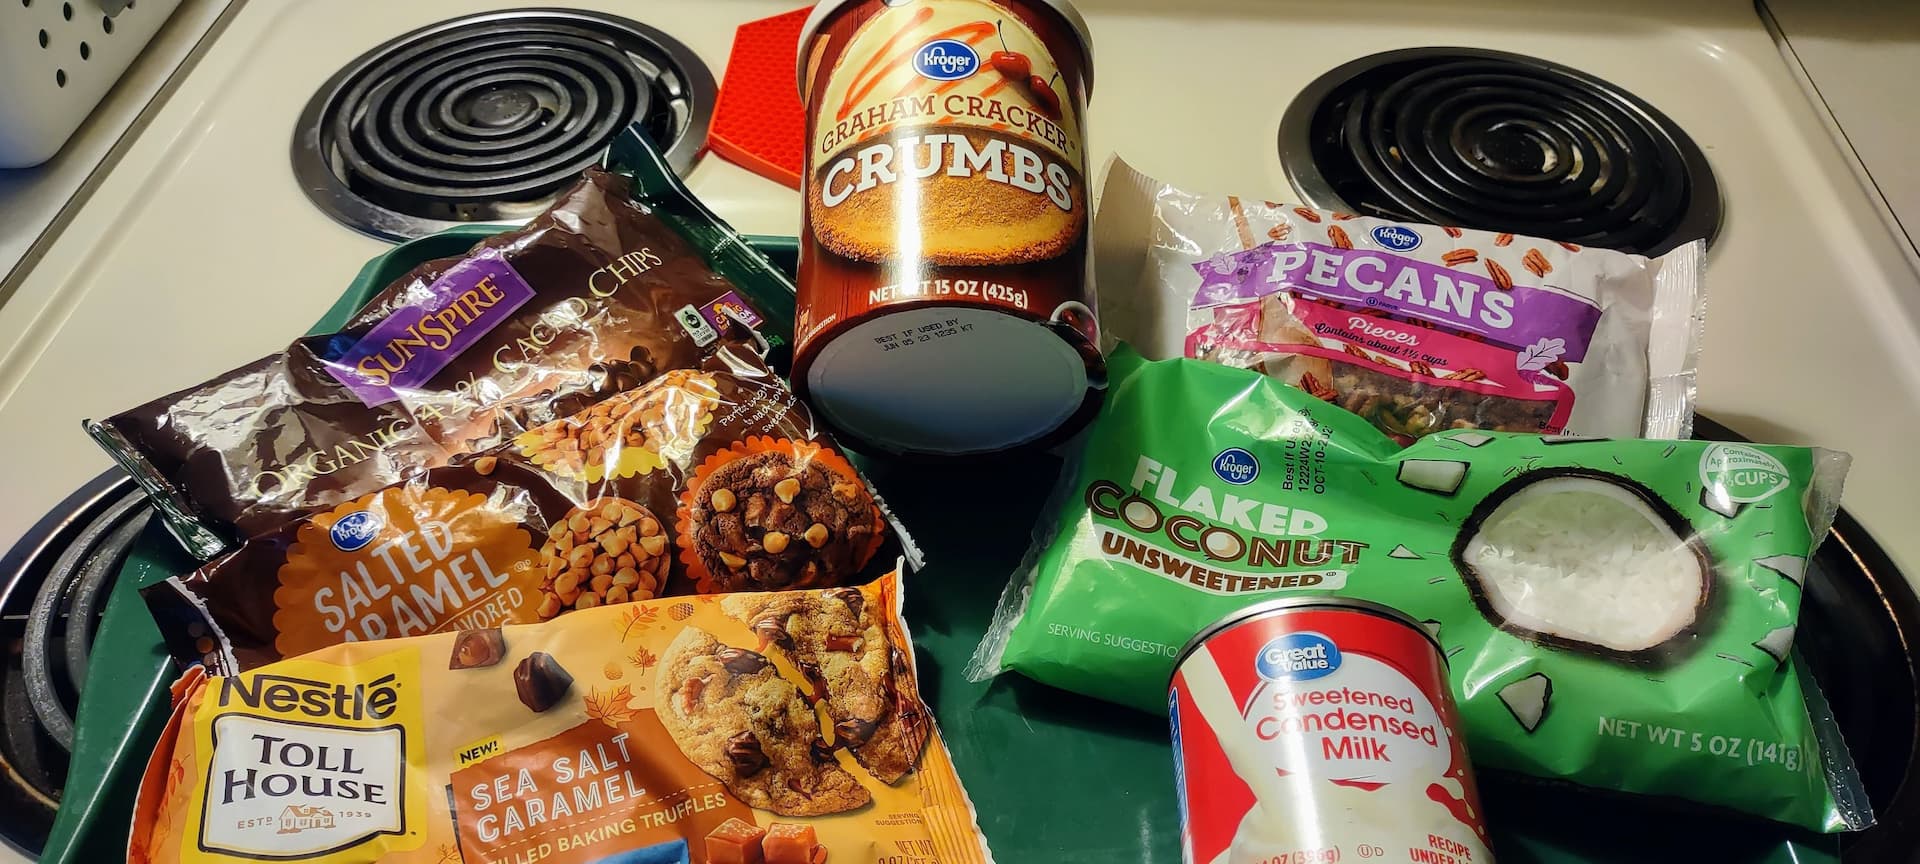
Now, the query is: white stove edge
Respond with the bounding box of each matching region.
[0,1,1917,861]
[0,0,1915,578]
[0,0,236,291]
[1764,0,1920,276]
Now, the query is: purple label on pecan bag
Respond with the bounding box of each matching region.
[325,248,537,405]
[1191,243,1603,359]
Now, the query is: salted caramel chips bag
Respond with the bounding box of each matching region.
[146,345,915,674]
[130,573,994,864]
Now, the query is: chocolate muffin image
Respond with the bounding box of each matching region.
[685,450,882,592]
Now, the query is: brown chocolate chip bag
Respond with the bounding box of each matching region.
[89,134,793,558]
[129,572,993,864]
[146,344,917,674]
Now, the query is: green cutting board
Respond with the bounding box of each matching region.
[41,229,1840,864]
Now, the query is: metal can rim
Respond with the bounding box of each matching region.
[1171,596,1445,677]
[796,0,1095,102]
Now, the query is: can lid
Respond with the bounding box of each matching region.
[1171,596,1446,676]
[799,306,1097,455]
[797,0,1094,101]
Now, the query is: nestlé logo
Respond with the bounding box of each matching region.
[221,672,400,722]
[912,39,979,81]
[1256,632,1341,682]
[1371,224,1422,252]
[329,510,382,552]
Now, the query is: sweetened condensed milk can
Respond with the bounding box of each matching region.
[1170,598,1493,864]
[794,0,1102,456]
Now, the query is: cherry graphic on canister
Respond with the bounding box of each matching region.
[989,19,1031,79]
[1028,70,1061,118]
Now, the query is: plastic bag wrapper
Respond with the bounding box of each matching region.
[146,343,921,674]
[969,345,1871,833]
[88,129,794,558]
[1090,157,1706,445]
[130,571,994,864]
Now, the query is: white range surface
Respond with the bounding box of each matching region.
[2,0,1918,593]
[1764,0,1920,265]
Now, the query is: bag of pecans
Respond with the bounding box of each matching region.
[1092,157,1707,445]
[131,572,994,864]
[146,343,917,675]
[88,130,794,557]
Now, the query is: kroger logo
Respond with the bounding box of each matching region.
[329,511,382,552]
[912,39,979,81]
[1371,225,1422,252]
[1256,632,1341,682]
[1212,448,1260,486]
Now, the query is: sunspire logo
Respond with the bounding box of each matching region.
[325,249,535,406]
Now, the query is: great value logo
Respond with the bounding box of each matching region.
[330,510,382,552]
[1370,224,1422,251]
[1256,632,1341,682]
[912,38,979,80]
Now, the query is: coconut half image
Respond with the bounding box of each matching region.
[1450,468,1715,662]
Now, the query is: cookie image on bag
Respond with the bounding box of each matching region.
[724,586,930,784]
[656,627,871,816]
[678,438,886,594]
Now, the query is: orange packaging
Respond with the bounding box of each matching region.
[129,571,991,864]
[793,0,1103,456]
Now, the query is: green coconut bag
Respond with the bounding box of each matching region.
[969,345,1869,832]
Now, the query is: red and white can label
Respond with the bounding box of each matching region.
[1170,606,1492,864]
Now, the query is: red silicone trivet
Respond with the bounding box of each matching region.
[710,5,810,189]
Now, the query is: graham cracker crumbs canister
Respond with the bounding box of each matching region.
[795,0,1102,456]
